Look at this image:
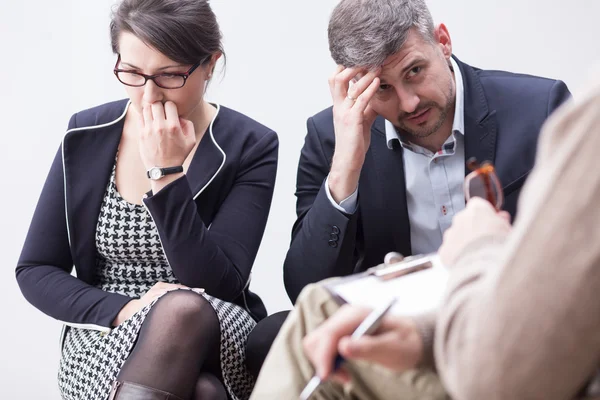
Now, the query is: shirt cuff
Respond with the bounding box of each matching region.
[324,175,358,214]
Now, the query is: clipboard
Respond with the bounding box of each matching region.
[324,253,448,316]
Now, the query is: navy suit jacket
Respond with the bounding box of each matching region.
[17,100,278,329]
[284,57,571,303]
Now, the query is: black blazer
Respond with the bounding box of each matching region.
[284,57,571,303]
[16,99,278,330]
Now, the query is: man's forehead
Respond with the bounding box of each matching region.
[352,51,421,80]
[355,34,430,78]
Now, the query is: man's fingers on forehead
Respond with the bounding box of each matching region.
[339,67,360,80]
[353,67,381,82]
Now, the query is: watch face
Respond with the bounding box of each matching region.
[150,168,162,180]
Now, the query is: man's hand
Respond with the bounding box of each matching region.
[439,197,512,266]
[328,66,381,203]
[302,304,423,384]
[338,314,423,372]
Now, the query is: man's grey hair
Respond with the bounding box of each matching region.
[328,0,435,69]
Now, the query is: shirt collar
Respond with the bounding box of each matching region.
[385,57,465,150]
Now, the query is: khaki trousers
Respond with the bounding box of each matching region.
[250,281,448,400]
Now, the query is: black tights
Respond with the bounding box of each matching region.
[116,290,227,400]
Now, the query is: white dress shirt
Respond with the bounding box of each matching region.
[325,57,466,255]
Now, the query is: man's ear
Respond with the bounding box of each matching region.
[434,23,452,59]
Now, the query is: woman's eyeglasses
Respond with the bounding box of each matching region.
[464,157,504,210]
[113,54,202,89]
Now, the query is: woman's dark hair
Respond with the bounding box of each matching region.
[110,0,224,66]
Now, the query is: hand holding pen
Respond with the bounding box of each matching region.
[300,299,396,399]
[300,297,424,399]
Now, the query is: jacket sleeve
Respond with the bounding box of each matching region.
[283,116,361,303]
[16,114,132,330]
[142,130,278,302]
[547,80,572,116]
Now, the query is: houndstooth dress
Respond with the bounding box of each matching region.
[57,162,257,400]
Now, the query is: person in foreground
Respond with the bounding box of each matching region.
[434,77,600,399]
[15,1,278,399]
[247,0,571,380]
[251,77,600,399]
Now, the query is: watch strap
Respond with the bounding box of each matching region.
[146,166,184,179]
[160,166,183,176]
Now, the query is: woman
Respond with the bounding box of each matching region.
[15,1,278,399]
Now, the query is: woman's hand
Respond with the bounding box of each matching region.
[112,282,203,326]
[139,101,196,168]
[137,101,196,191]
[439,198,512,266]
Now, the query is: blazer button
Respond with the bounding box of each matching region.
[332,225,340,234]
[328,239,338,248]
[330,233,339,241]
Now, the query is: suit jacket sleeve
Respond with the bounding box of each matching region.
[547,80,572,116]
[143,130,278,302]
[16,114,132,329]
[283,115,360,303]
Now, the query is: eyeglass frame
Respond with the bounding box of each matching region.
[113,54,204,89]
[464,157,504,211]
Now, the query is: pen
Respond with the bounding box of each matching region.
[299,297,398,400]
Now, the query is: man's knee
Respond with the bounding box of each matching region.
[246,310,290,379]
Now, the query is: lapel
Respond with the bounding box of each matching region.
[360,116,412,260]
[455,57,498,174]
[63,102,127,283]
[63,101,225,283]
[185,104,226,200]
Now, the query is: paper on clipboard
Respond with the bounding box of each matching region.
[326,254,448,316]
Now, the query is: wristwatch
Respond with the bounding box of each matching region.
[146,166,184,180]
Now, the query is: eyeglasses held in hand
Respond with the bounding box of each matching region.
[464,157,504,210]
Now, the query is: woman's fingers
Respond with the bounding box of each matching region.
[150,102,166,123]
[142,104,153,130]
[164,101,181,135]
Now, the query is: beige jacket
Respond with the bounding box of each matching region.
[433,77,600,400]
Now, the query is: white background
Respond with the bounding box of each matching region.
[1,0,598,398]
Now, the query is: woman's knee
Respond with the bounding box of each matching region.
[149,290,219,338]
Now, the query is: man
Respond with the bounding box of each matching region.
[246,0,571,392]
[283,0,569,303]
